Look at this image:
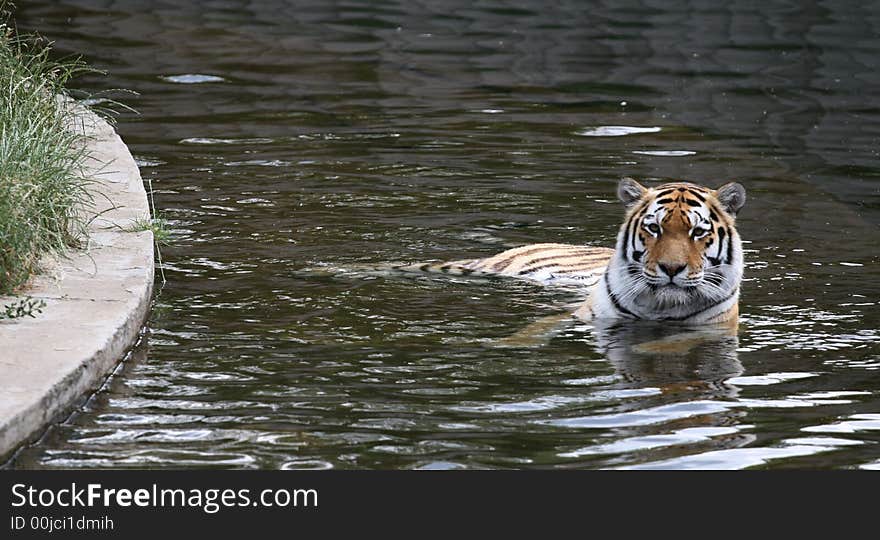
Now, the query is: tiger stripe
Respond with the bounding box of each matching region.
[397,243,613,285]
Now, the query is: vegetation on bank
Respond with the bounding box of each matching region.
[0,10,93,294]
[1,295,44,319]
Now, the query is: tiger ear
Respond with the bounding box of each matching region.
[716,182,747,216]
[617,177,647,208]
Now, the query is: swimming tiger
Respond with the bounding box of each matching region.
[401,177,746,326]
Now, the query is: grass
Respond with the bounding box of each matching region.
[128,176,169,286]
[0,9,95,294]
[127,215,172,246]
[1,295,44,319]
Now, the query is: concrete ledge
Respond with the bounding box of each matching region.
[0,102,153,461]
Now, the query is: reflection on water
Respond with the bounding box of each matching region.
[588,320,743,387]
[7,0,880,470]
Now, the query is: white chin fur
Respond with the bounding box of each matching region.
[647,285,693,307]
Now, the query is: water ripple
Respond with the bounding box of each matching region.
[802,414,880,434]
[575,126,662,137]
[161,74,226,84]
[559,426,742,458]
[542,401,732,429]
[619,444,833,470]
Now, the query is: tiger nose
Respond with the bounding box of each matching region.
[658,263,686,278]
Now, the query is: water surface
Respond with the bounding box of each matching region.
[9,0,880,470]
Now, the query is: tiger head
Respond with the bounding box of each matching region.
[609,178,746,318]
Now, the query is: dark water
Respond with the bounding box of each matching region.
[9,0,880,469]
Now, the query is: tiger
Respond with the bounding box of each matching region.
[403,178,746,327]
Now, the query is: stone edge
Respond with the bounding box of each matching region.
[0,100,154,462]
